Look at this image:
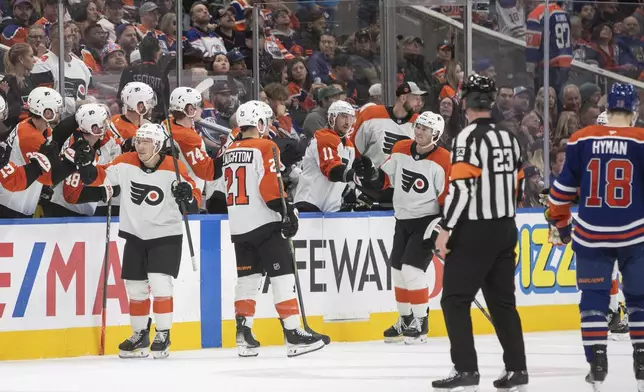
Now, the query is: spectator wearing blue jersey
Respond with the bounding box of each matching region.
[525,1,572,100]
[307,31,336,84]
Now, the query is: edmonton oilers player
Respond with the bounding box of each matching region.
[546,83,644,391]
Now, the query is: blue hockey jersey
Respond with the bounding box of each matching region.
[548,125,644,249]
[525,3,573,68]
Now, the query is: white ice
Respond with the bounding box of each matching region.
[0,331,638,392]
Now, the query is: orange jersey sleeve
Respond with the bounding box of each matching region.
[432,147,452,206]
[258,140,284,203]
[17,125,52,186]
[314,129,344,178]
[0,162,28,192]
[172,125,215,181]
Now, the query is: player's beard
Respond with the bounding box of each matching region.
[403,101,417,116]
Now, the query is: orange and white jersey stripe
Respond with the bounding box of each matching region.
[223,137,284,238]
[294,128,355,212]
[0,119,52,215]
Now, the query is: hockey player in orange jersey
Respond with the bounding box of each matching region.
[111,82,156,148]
[221,100,325,358]
[165,87,219,203]
[0,87,82,218]
[48,104,122,217]
[294,100,357,212]
[0,95,57,193]
[354,111,451,344]
[75,123,201,359]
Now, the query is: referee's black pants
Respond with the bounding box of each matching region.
[440,218,527,372]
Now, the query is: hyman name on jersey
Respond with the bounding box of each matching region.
[592,139,628,155]
[223,150,254,165]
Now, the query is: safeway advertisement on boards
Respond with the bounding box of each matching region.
[219,212,581,322]
[0,221,201,332]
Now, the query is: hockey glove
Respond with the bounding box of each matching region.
[39,186,54,202]
[352,155,378,182]
[538,188,550,208]
[172,181,193,204]
[26,152,51,173]
[100,184,120,202]
[38,140,59,160]
[422,217,443,251]
[0,142,9,168]
[548,219,572,246]
[73,139,95,168]
[281,203,299,239]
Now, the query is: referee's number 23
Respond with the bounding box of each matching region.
[492,148,514,173]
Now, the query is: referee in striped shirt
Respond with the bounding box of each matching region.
[432,74,529,391]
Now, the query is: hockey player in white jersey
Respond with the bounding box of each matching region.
[350,82,427,168]
[353,111,451,344]
[294,100,356,212]
[74,123,201,359]
[220,101,325,358]
[47,104,122,217]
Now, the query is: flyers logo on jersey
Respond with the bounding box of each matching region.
[382,132,410,155]
[401,169,429,193]
[130,181,164,206]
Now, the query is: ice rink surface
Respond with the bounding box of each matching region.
[1,331,639,392]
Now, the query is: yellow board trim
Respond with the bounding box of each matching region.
[0,321,202,361]
[221,304,581,348]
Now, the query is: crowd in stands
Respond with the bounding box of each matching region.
[0,0,642,217]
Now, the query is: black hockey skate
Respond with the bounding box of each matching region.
[236,316,260,357]
[384,314,413,343]
[585,345,608,391]
[633,344,644,392]
[119,318,151,359]
[403,315,428,345]
[281,321,325,358]
[493,370,528,392]
[150,329,171,359]
[432,368,480,392]
[609,305,629,340]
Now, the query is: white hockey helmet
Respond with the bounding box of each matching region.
[414,111,445,148]
[327,100,356,131]
[0,95,7,122]
[121,82,157,115]
[236,101,266,134]
[27,87,63,123]
[597,110,608,125]
[134,123,166,157]
[169,87,203,116]
[76,103,109,136]
[256,101,274,135]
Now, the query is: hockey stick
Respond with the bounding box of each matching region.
[432,251,494,326]
[272,146,331,345]
[195,78,214,94]
[99,198,112,356]
[161,100,198,272]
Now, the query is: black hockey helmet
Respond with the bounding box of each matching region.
[461,74,497,110]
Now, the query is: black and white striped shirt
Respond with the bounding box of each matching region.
[440,118,525,230]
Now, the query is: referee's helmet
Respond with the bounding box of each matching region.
[461,74,497,111]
